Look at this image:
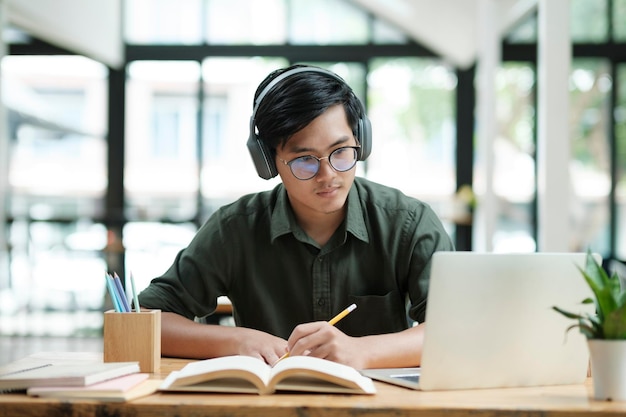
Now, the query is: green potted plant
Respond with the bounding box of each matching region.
[553,250,626,401]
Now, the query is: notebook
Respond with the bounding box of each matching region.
[362,251,597,391]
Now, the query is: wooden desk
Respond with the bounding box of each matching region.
[2,357,626,417]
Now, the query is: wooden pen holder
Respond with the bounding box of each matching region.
[103,309,161,373]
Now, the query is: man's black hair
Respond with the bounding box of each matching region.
[253,64,362,151]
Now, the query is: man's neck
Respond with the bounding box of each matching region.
[295,208,346,247]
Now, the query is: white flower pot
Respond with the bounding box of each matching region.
[588,339,626,401]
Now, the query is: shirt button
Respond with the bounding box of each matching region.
[317,257,323,263]
[317,298,325,306]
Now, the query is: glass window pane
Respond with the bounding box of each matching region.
[615,0,626,41]
[570,59,612,254]
[124,0,203,44]
[491,63,536,252]
[3,56,108,220]
[508,0,610,44]
[123,222,197,292]
[571,0,608,43]
[372,18,409,44]
[506,14,537,43]
[206,0,286,44]
[3,220,107,335]
[200,57,287,217]
[616,64,626,259]
[367,58,456,228]
[289,0,369,44]
[126,61,201,221]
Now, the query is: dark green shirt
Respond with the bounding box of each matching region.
[138,177,454,339]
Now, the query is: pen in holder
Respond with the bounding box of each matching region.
[103,309,161,373]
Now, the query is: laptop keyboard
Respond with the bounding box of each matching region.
[390,373,420,384]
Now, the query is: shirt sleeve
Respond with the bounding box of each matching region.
[406,204,455,323]
[137,210,231,320]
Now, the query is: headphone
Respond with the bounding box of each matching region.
[247,66,372,180]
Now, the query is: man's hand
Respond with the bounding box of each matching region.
[286,322,367,368]
[286,322,426,369]
[234,327,289,365]
[160,312,287,364]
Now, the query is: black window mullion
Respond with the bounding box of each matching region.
[105,65,127,280]
[455,65,476,251]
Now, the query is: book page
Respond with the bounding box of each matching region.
[0,352,103,377]
[28,373,150,395]
[160,355,271,393]
[28,376,161,402]
[268,356,376,394]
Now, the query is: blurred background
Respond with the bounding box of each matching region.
[0,0,625,346]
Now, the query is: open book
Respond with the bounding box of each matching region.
[160,355,376,395]
[27,373,161,402]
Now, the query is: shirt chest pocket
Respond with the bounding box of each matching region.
[339,290,409,337]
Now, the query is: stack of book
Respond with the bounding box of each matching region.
[0,352,160,402]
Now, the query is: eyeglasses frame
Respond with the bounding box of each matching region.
[277,146,361,180]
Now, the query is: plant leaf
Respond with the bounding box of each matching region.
[552,306,585,320]
[579,251,617,321]
[603,301,626,339]
[552,306,602,339]
[578,322,599,339]
[553,249,626,341]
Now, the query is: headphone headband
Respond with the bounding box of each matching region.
[252,67,346,116]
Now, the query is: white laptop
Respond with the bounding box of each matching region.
[362,251,597,391]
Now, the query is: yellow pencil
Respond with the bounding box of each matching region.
[327,303,357,326]
[276,303,357,363]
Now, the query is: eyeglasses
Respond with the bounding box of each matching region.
[278,146,360,180]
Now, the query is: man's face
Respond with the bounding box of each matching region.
[275,104,358,221]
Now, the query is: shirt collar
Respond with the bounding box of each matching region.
[269,182,370,244]
[345,183,369,243]
[270,185,295,243]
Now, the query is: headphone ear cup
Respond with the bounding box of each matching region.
[247,131,278,180]
[357,115,372,161]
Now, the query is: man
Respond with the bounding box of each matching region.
[138,64,454,369]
